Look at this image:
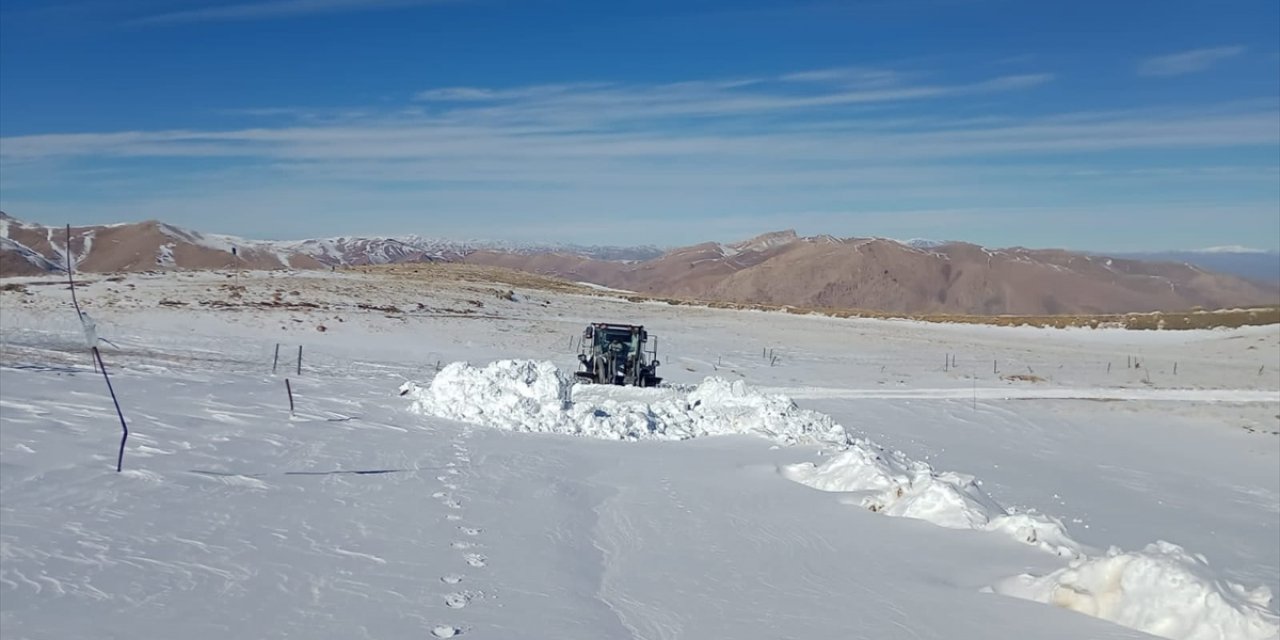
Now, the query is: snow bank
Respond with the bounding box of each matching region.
[404,360,573,432]
[782,447,1083,557]
[989,541,1280,640]
[404,361,1277,640]
[400,360,849,445]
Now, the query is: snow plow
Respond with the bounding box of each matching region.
[575,323,662,387]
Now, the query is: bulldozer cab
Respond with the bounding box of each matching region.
[576,323,662,387]
[587,325,642,356]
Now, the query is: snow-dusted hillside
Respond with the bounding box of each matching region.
[1,268,1278,640]
[0,213,663,274]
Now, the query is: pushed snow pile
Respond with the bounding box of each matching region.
[403,360,573,431]
[783,446,1082,557]
[989,541,1280,640]
[401,360,849,445]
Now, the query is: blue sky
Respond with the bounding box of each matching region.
[1,0,1278,250]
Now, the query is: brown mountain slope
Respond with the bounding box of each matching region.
[0,214,325,275]
[3,213,1275,315]
[465,232,1280,315]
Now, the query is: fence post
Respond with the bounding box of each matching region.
[92,347,129,473]
[296,345,303,375]
[286,378,295,415]
[273,344,280,374]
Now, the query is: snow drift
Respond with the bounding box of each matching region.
[782,446,1083,558]
[400,360,848,445]
[402,360,1279,640]
[989,541,1280,640]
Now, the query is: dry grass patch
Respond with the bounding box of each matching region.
[618,293,1279,330]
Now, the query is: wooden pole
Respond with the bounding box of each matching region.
[272,344,280,374]
[66,224,96,372]
[296,345,303,375]
[285,378,295,415]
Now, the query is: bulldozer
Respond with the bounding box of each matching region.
[575,322,663,387]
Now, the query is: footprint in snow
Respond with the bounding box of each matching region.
[451,541,476,550]
[432,491,448,499]
[443,483,459,490]
[464,553,486,568]
[444,592,472,609]
[440,574,463,585]
[445,514,463,521]
[459,527,481,536]
[437,475,451,482]
[444,469,459,476]
[444,499,462,509]
[431,625,461,638]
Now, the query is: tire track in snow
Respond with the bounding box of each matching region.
[761,385,1280,403]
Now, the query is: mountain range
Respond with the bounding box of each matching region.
[2,212,1276,316]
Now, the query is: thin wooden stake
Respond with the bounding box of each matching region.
[92,347,129,473]
[296,345,303,375]
[65,223,96,372]
[272,343,280,374]
[285,378,295,415]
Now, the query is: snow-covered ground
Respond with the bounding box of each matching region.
[2,269,1278,640]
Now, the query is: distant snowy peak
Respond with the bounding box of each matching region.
[425,238,665,262]
[1194,245,1275,255]
[900,238,954,249]
[730,229,800,253]
[278,235,664,265]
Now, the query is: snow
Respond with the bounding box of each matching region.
[156,243,176,267]
[0,237,60,272]
[781,440,1084,557]
[1,268,1277,640]
[990,541,1279,640]
[574,281,635,293]
[402,360,849,445]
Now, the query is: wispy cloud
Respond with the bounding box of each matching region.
[3,66,1277,246]
[411,71,1053,124]
[1137,46,1245,77]
[127,0,451,26]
